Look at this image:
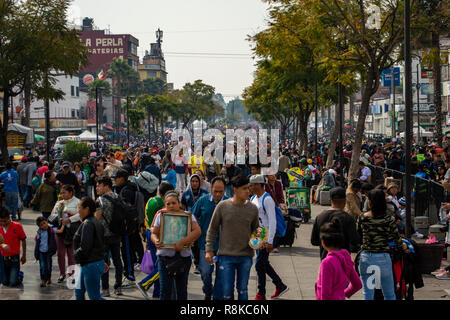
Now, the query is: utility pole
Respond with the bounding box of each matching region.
[315,81,318,154]
[404,0,413,239]
[416,59,421,142]
[96,86,99,153]
[391,67,396,137]
[126,96,130,146]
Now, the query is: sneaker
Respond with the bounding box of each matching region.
[431,269,446,276]
[46,279,52,286]
[122,277,136,288]
[194,266,200,274]
[114,287,123,296]
[254,293,266,300]
[436,272,450,280]
[57,275,65,283]
[272,248,279,254]
[134,263,141,272]
[40,280,47,287]
[271,285,289,299]
[412,232,424,239]
[135,283,149,300]
[101,289,110,297]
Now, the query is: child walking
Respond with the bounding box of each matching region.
[34,216,57,287]
[315,218,362,300]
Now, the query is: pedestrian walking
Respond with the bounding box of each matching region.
[192,177,228,300]
[250,175,288,300]
[0,162,20,221]
[73,197,107,300]
[151,192,201,300]
[315,219,362,300]
[34,216,57,287]
[205,175,259,300]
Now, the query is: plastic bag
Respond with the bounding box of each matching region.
[140,250,155,275]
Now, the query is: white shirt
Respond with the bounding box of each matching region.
[251,192,277,245]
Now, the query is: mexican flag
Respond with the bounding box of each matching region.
[97,68,105,80]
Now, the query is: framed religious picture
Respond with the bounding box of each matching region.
[159,211,192,249]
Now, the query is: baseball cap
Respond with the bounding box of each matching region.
[249,174,265,184]
[62,161,70,168]
[330,187,346,200]
[113,169,129,179]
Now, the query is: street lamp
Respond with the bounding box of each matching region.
[411,53,422,143]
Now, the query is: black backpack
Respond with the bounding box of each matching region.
[103,189,140,236]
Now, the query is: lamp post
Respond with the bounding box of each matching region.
[404,0,413,239]
[411,54,422,143]
[96,86,99,153]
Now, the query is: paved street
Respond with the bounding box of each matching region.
[1,203,450,300]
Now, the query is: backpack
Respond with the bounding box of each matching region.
[131,171,159,201]
[251,193,287,238]
[103,185,145,236]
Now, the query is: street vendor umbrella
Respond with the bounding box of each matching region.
[35,134,45,141]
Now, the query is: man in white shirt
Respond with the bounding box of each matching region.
[359,161,372,183]
[250,175,288,300]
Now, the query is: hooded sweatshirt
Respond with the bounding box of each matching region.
[181,174,208,212]
[315,249,362,300]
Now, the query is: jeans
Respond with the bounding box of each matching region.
[359,252,396,300]
[101,236,123,290]
[19,184,31,203]
[199,249,223,299]
[56,234,75,276]
[121,233,143,281]
[2,255,20,287]
[0,253,4,284]
[157,256,191,300]
[218,255,253,300]
[138,230,160,297]
[75,259,105,300]
[176,173,186,192]
[39,252,53,281]
[5,192,18,221]
[255,246,284,296]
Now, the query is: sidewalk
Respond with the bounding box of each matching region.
[1,204,449,300]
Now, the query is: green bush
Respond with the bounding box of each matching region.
[63,141,90,164]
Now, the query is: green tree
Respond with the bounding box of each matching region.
[63,141,90,164]
[0,0,88,163]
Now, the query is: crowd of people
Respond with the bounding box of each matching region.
[1,132,450,300]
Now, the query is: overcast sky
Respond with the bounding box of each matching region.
[71,0,270,102]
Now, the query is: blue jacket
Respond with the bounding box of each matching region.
[34,228,57,260]
[162,170,177,189]
[192,194,228,251]
[181,187,208,212]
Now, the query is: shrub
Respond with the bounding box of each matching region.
[63,141,90,164]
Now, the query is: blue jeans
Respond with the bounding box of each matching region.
[2,255,20,287]
[75,260,105,300]
[157,256,191,300]
[218,255,253,300]
[359,252,396,300]
[199,249,223,299]
[138,230,160,298]
[39,252,53,281]
[5,192,18,221]
[20,185,31,203]
[0,253,4,284]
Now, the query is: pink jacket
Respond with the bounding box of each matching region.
[315,249,362,300]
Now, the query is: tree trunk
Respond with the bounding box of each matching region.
[23,77,31,127]
[348,78,377,181]
[326,103,340,168]
[432,31,443,147]
[297,110,311,155]
[1,90,10,164]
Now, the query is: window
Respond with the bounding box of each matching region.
[76,87,79,97]
[71,86,75,96]
[72,110,76,118]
